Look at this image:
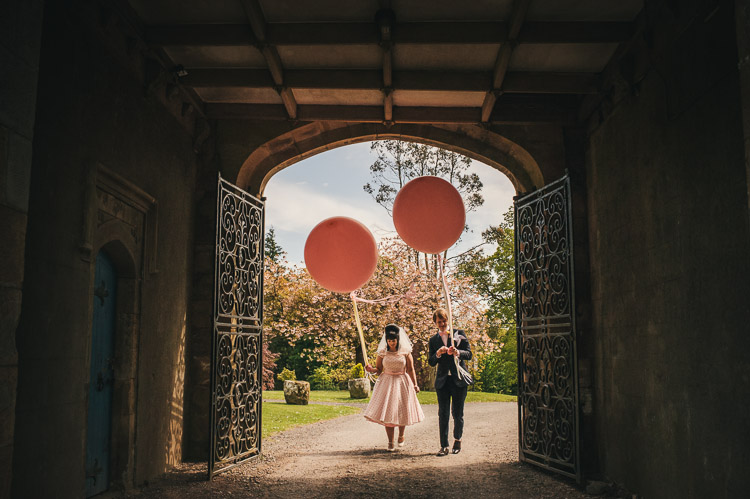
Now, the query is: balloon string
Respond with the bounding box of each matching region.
[350,283,415,305]
[437,254,461,372]
[350,295,371,372]
[437,254,454,346]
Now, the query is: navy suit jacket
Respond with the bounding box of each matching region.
[428,330,472,389]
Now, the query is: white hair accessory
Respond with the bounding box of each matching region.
[376,324,413,355]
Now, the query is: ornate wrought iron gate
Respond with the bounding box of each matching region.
[514,174,580,481]
[209,175,265,478]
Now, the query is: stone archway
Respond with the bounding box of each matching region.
[229,120,539,465]
[234,122,546,196]
[188,119,556,462]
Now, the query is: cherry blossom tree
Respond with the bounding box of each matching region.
[264,238,494,388]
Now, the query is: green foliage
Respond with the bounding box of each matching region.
[457,208,516,329]
[364,140,483,216]
[456,207,517,394]
[307,363,366,390]
[264,226,286,264]
[270,336,321,381]
[330,365,352,390]
[278,367,296,382]
[309,366,339,390]
[474,329,517,394]
[349,363,365,379]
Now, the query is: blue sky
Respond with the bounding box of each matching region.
[263,141,516,266]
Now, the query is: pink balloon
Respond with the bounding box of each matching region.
[392,176,465,254]
[304,217,378,293]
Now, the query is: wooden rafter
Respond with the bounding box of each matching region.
[377,8,396,124]
[146,21,632,46]
[140,1,627,126]
[481,0,532,123]
[204,93,577,124]
[238,0,297,120]
[182,68,598,95]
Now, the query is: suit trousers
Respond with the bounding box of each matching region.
[436,380,468,448]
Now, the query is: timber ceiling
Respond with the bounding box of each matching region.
[128,0,644,125]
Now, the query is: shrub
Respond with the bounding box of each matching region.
[349,363,365,379]
[330,365,352,390]
[309,366,338,390]
[278,367,296,382]
[475,348,517,395]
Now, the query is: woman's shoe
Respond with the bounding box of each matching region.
[397,436,405,447]
[387,441,395,451]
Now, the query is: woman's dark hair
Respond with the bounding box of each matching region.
[384,324,400,350]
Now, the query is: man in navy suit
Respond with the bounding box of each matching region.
[428,308,472,456]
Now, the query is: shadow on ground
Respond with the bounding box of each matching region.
[119,458,603,499]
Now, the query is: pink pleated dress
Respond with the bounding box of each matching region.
[363,351,425,427]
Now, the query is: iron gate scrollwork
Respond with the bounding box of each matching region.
[209,175,265,478]
[514,174,580,481]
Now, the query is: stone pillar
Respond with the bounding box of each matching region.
[0,1,43,497]
[185,125,218,460]
[563,126,596,477]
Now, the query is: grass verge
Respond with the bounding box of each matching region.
[263,390,516,405]
[262,401,361,439]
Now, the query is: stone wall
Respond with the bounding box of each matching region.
[11,2,201,496]
[0,1,43,498]
[584,1,750,496]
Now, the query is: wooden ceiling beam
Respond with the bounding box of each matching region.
[238,0,266,42]
[481,93,498,123]
[278,87,298,119]
[182,68,597,94]
[519,22,634,44]
[182,69,275,87]
[145,24,256,46]
[482,0,531,122]
[299,105,383,122]
[377,8,396,124]
[237,0,297,120]
[508,0,532,40]
[503,72,599,94]
[204,95,577,124]
[266,22,379,45]
[394,71,489,92]
[491,93,578,124]
[490,43,513,90]
[146,21,633,46]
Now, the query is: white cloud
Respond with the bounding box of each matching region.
[265,178,394,239]
[263,142,516,263]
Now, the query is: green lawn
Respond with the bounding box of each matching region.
[263,389,516,405]
[262,401,361,438]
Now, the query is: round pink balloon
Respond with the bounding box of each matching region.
[304,217,378,293]
[392,176,465,254]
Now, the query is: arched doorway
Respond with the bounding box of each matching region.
[81,166,151,494]
[234,123,547,196]
[203,127,580,481]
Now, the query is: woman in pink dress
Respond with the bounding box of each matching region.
[364,324,424,451]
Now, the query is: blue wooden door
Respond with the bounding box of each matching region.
[85,251,117,497]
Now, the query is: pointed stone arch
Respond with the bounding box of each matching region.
[234,123,546,196]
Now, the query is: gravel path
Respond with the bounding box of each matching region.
[119,402,597,498]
